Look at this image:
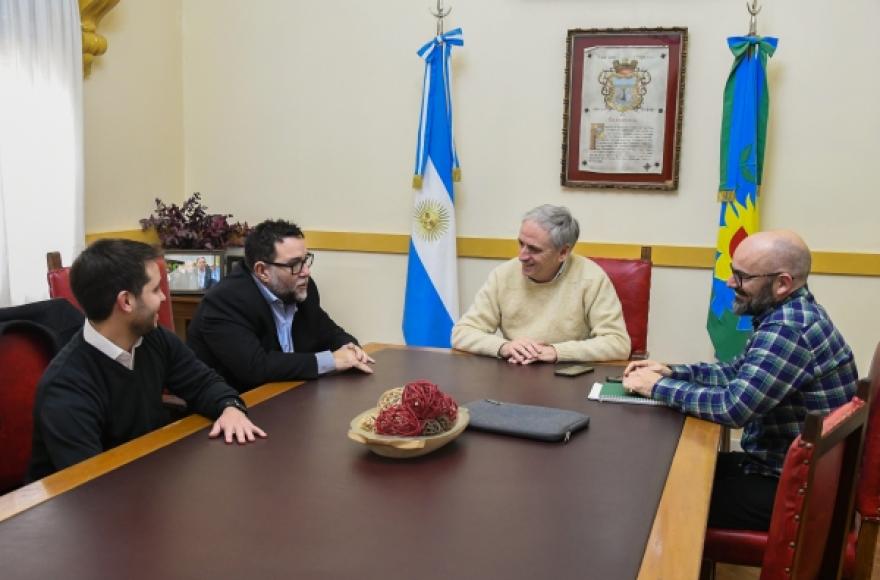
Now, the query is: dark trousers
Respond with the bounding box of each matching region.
[707,452,779,531]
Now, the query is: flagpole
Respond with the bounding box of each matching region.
[747,0,761,36]
[429,0,452,36]
[747,0,761,57]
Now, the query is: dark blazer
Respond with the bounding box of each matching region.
[200,267,217,290]
[0,298,84,349]
[187,267,357,392]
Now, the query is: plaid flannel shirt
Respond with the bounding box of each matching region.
[652,287,858,476]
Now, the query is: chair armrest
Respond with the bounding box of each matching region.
[162,392,189,421]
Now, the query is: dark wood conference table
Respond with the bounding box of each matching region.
[0,345,720,579]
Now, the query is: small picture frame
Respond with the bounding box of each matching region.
[223,246,246,277]
[164,250,225,294]
[561,27,688,190]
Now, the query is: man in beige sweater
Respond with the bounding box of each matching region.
[452,205,631,364]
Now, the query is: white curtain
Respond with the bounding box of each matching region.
[0,0,84,306]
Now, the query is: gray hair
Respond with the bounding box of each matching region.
[522,205,580,249]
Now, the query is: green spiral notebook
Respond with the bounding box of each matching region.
[587,381,667,407]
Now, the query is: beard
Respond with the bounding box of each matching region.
[131,304,159,337]
[732,282,777,316]
[265,276,308,304]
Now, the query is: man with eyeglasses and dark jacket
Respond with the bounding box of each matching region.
[188,219,373,392]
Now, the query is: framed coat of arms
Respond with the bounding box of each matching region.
[562,28,688,190]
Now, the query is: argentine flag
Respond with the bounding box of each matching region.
[403,29,462,347]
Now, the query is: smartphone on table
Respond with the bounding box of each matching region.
[554,364,595,377]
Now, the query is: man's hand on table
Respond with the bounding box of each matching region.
[209,407,268,444]
[622,369,662,397]
[624,359,672,378]
[622,359,670,398]
[499,339,557,365]
[333,342,375,374]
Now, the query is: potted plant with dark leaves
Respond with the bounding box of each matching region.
[139,192,249,249]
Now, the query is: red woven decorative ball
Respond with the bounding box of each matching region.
[374,380,459,436]
[436,392,458,422]
[375,403,423,436]
[401,379,441,420]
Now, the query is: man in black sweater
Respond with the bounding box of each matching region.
[187,219,374,392]
[28,240,266,481]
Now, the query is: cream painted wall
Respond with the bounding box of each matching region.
[83,0,880,369]
[180,0,880,249]
[83,0,183,234]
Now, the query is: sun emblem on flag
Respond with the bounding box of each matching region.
[414,199,450,242]
[713,195,758,281]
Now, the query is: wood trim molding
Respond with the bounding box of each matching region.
[306,232,880,276]
[79,0,121,77]
[84,228,880,277]
[85,228,158,244]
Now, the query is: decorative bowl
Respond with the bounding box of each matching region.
[347,407,470,459]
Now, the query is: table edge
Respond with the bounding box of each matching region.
[0,344,402,520]
[637,416,721,579]
[0,378,304,522]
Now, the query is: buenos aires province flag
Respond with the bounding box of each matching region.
[403,29,462,347]
[707,35,777,361]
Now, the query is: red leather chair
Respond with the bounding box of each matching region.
[0,322,56,494]
[702,381,870,580]
[47,251,174,331]
[591,246,652,359]
[842,342,880,579]
[46,252,81,310]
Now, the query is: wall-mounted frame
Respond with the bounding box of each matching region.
[164,250,224,294]
[562,27,687,190]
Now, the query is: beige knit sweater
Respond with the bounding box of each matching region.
[451,255,631,362]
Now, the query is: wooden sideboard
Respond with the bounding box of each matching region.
[170,294,202,342]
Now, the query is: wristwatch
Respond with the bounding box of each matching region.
[220,398,248,415]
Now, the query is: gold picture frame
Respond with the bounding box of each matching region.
[561,27,688,190]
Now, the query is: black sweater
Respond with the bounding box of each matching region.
[28,327,241,481]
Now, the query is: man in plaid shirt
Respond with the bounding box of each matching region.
[623,230,858,530]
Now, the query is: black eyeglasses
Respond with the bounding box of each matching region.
[731,267,782,288]
[265,252,314,275]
